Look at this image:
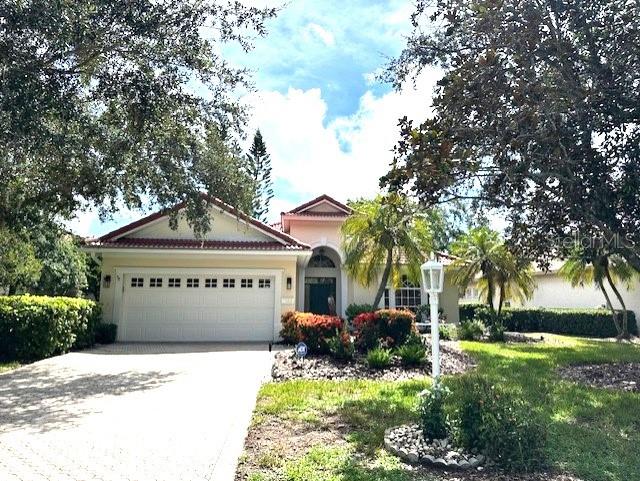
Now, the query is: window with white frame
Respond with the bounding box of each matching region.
[168,278,181,288]
[186,278,199,288]
[149,277,163,288]
[130,277,144,288]
[205,278,217,288]
[223,278,235,288]
[241,278,253,288]
[258,278,271,289]
[394,275,421,311]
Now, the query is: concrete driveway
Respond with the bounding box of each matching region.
[0,343,274,481]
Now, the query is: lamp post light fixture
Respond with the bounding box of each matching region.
[421,257,445,379]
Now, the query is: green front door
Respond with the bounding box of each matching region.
[309,283,334,315]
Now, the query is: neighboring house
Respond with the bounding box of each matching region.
[84,194,459,342]
[460,261,640,319]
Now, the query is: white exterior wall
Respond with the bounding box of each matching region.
[520,272,640,319]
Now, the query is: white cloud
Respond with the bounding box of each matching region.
[306,23,335,47]
[244,69,442,222]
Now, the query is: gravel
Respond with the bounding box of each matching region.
[272,342,476,381]
[557,362,640,392]
[384,424,489,470]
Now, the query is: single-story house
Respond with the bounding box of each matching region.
[85,194,459,342]
[460,260,640,319]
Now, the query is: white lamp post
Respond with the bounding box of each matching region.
[421,257,445,379]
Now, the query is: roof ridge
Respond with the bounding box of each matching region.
[287,194,352,214]
[98,193,310,249]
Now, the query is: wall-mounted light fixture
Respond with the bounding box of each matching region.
[103,275,112,288]
[286,277,292,290]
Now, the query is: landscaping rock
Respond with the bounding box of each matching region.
[272,341,475,381]
[383,424,488,470]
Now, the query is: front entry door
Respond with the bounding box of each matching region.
[309,283,333,315]
[306,277,337,315]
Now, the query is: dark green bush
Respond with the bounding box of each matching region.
[345,303,374,322]
[419,382,450,440]
[458,319,485,341]
[439,323,457,341]
[459,304,637,338]
[95,323,118,344]
[450,375,547,472]
[0,295,101,362]
[366,347,392,369]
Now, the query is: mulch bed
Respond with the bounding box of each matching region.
[557,363,640,392]
[271,342,475,381]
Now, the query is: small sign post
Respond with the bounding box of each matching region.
[295,342,308,360]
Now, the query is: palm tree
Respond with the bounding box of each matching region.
[341,194,433,308]
[559,247,636,339]
[450,226,534,314]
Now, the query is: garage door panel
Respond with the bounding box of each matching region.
[120,273,275,342]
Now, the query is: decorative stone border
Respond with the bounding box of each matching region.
[384,424,487,470]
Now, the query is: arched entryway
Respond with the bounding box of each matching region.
[303,246,343,315]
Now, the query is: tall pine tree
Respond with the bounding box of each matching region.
[245,130,274,222]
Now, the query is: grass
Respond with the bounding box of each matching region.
[0,361,19,374]
[242,335,640,481]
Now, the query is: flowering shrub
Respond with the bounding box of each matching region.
[279,311,343,353]
[419,381,450,440]
[377,309,416,346]
[280,310,300,343]
[353,309,417,351]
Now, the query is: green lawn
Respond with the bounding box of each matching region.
[240,336,640,481]
[0,361,19,374]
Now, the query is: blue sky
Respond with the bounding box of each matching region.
[70,0,441,237]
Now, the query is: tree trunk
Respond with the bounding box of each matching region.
[497,282,505,317]
[373,248,393,309]
[596,278,622,336]
[486,278,496,313]
[604,267,630,340]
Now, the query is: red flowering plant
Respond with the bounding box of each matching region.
[353,311,381,351]
[297,313,343,354]
[377,309,417,346]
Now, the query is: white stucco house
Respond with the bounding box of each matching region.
[460,261,640,319]
[85,194,460,342]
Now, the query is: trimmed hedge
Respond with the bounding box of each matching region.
[459,303,637,338]
[353,309,416,351]
[279,311,343,353]
[0,295,101,362]
[95,323,118,344]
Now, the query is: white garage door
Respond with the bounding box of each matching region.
[119,273,276,342]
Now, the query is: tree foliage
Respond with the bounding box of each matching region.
[384,0,640,272]
[1,0,276,235]
[341,194,434,308]
[559,246,637,338]
[450,227,534,315]
[244,130,274,222]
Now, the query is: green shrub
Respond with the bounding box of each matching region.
[366,347,391,369]
[327,329,355,360]
[450,376,547,472]
[0,295,101,362]
[458,304,637,337]
[458,319,485,341]
[439,323,457,340]
[396,343,426,366]
[345,303,374,322]
[95,323,117,344]
[419,382,450,440]
[487,321,506,342]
